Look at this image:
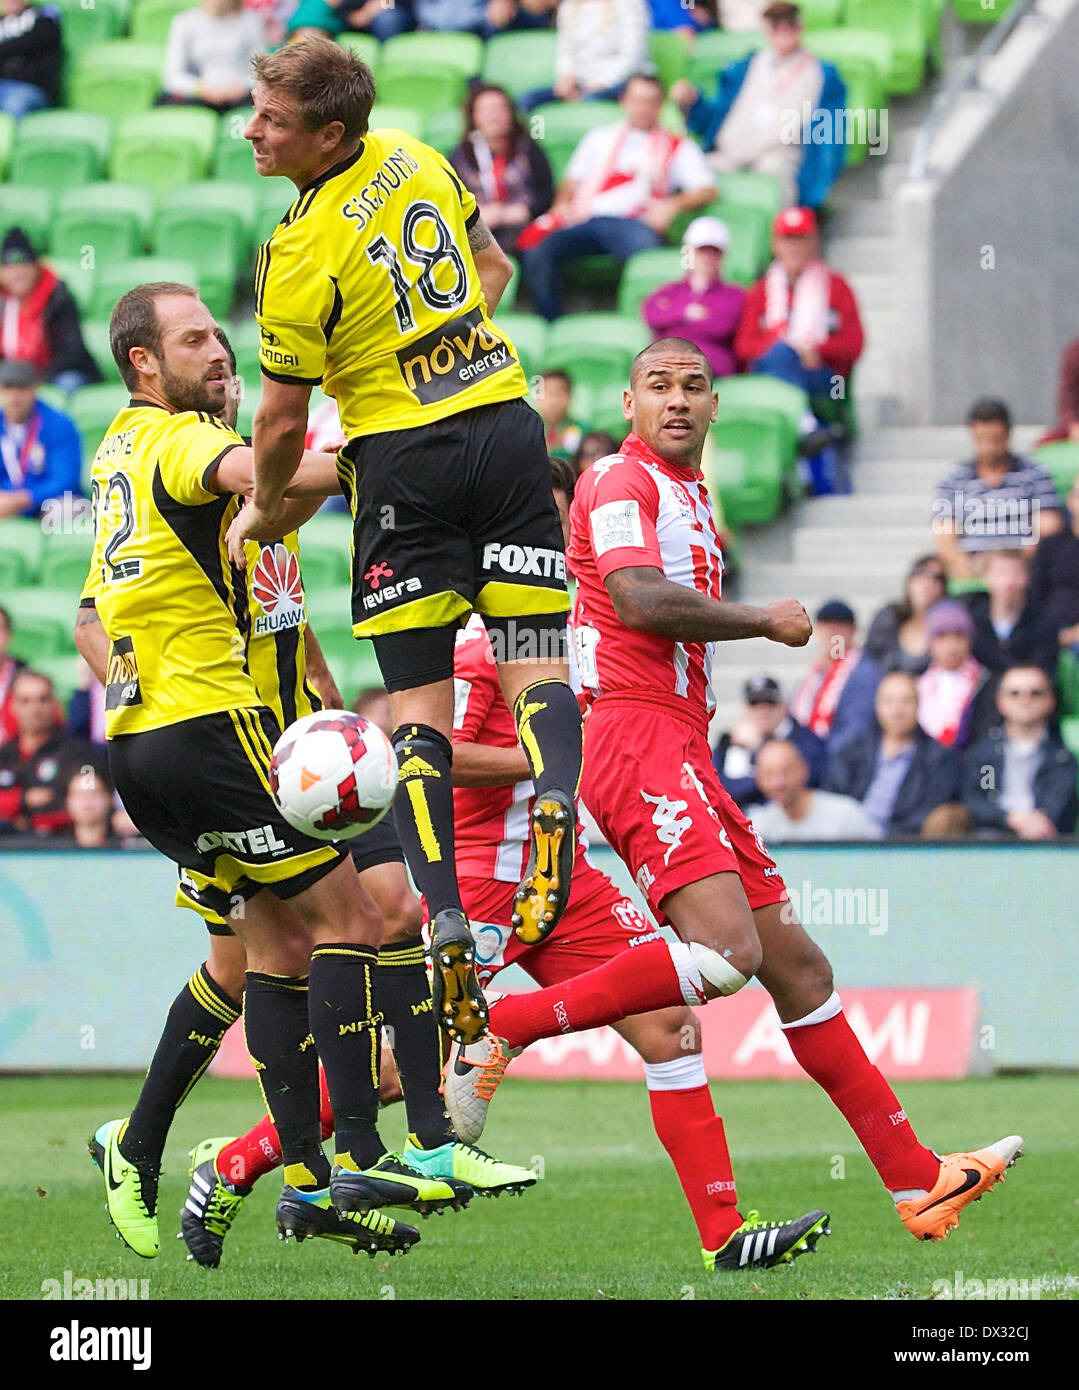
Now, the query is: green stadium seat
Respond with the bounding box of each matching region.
[813,54,879,167]
[800,0,843,24]
[304,589,354,637]
[0,111,14,176]
[709,415,787,522]
[69,41,165,119]
[0,520,44,586]
[18,108,113,165]
[67,383,128,461]
[255,179,295,241]
[296,508,352,554]
[1060,717,1079,762]
[155,188,251,318]
[574,376,630,442]
[953,0,1014,21]
[110,107,217,195]
[0,550,27,590]
[335,33,380,69]
[214,105,259,182]
[688,30,763,90]
[501,256,521,313]
[130,0,189,44]
[844,1,929,95]
[367,105,426,139]
[225,318,263,388]
[424,108,465,157]
[617,247,686,319]
[51,205,143,270]
[380,30,483,81]
[713,376,808,461]
[481,30,558,100]
[1057,647,1079,719]
[36,384,69,413]
[161,180,258,245]
[529,99,623,181]
[45,257,95,315]
[0,186,53,252]
[493,312,547,380]
[714,170,785,222]
[7,589,81,662]
[54,0,126,49]
[38,533,95,590]
[9,109,112,193]
[805,28,892,98]
[296,544,351,591]
[542,313,651,391]
[649,29,690,90]
[57,182,156,246]
[89,257,199,321]
[78,319,121,387]
[701,439,756,530]
[1033,441,1079,497]
[376,69,467,119]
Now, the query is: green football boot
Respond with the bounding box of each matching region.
[704,1209,831,1272]
[276,1186,420,1257]
[88,1118,159,1259]
[402,1134,537,1198]
[330,1151,472,1217]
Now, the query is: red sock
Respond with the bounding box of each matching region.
[215,1068,335,1188]
[784,1010,939,1191]
[489,939,690,1051]
[649,1084,743,1251]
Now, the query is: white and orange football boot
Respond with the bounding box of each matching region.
[896,1135,1024,1241]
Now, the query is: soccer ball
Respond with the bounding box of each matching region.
[270,711,397,840]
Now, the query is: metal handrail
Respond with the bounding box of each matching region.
[909,0,1042,181]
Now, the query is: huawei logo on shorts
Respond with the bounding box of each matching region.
[251,543,304,635]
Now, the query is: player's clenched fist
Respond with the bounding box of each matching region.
[763,598,812,647]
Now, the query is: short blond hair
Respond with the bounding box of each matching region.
[253,36,375,143]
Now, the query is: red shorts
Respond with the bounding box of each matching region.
[579,695,788,924]
[458,849,662,990]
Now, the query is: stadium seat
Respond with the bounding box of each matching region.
[67,383,128,461]
[51,205,143,270]
[493,313,547,380]
[130,0,189,43]
[0,520,43,586]
[649,29,690,90]
[0,185,53,251]
[367,104,426,139]
[9,110,112,192]
[0,111,14,176]
[45,257,95,315]
[54,0,126,49]
[335,33,380,69]
[69,41,165,119]
[110,107,217,195]
[78,319,121,388]
[214,106,259,182]
[376,69,467,120]
[953,0,1015,21]
[708,416,787,523]
[38,533,94,590]
[252,180,295,241]
[1057,646,1079,718]
[89,257,198,322]
[700,200,771,285]
[574,376,630,442]
[542,313,651,391]
[713,376,808,461]
[481,30,559,100]
[844,0,930,95]
[155,188,252,318]
[1033,441,1079,496]
[380,30,483,82]
[424,108,465,157]
[296,544,351,591]
[798,0,843,24]
[225,318,262,388]
[701,439,755,530]
[296,510,353,556]
[6,589,80,662]
[1060,717,1079,762]
[714,170,785,223]
[0,550,27,590]
[805,29,892,101]
[528,101,621,182]
[54,183,156,256]
[688,30,763,90]
[160,179,257,246]
[502,256,520,313]
[617,247,686,319]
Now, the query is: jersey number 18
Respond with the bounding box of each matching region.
[366,199,469,335]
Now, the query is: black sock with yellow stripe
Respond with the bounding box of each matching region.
[514,679,583,800]
[309,942,385,1172]
[120,964,240,1171]
[243,971,329,1191]
[390,724,462,919]
[378,935,454,1149]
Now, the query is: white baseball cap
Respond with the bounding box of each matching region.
[683,216,730,251]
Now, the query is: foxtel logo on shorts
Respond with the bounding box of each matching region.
[362,576,423,611]
[397,307,514,406]
[482,542,566,581]
[196,825,291,855]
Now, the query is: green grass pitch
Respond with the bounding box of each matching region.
[3,1073,1074,1301]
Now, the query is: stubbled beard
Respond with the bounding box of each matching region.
[159,364,224,415]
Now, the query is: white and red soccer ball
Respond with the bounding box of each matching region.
[270,711,397,840]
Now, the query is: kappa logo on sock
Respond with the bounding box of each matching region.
[889,1109,909,1126]
[705,1180,737,1195]
[553,1000,571,1033]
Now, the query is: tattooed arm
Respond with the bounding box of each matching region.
[467,214,513,317]
[74,604,108,685]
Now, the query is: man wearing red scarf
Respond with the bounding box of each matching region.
[789,598,882,753]
[0,227,100,393]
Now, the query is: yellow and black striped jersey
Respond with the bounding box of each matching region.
[254,129,529,438]
[243,530,320,729]
[81,400,258,738]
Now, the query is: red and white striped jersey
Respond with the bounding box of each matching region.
[568,432,724,722]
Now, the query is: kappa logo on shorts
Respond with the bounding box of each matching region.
[640,790,692,865]
[481,542,566,581]
[397,306,515,406]
[195,825,292,856]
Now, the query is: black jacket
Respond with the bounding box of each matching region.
[961,728,1078,833]
[825,727,960,837]
[964,591,1059,680]
[38,277,101,384]
[0,4,61,103]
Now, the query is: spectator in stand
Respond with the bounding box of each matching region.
[825,671,961,839]
[519,0,651,110]
[0,668,98,836]
[641,216,745,379]
[0,359,81,519]
[0,0,60,120]
[789,599,881,754]
[916,600,990,751]
[712,673,825,809]
[483,0,558,32]
[0,228,101,393]
[1029,474,1079,649]
[449,85,554,256]
[1036,331,1079,446]
[572,429,620,475]
[0,604,25,744]
[672,2,846,210]
[735,207,864,404]
[160,0,266,115]
[750,737,882,841]
[648,0,716,33]
[864,553,948,678]
[533,370,584,460]
[354,684,391,738]
[61,767,130,848]
[409,0,553,36]
[961,665,1078,839]
[67,656,106,749]
[520,75,715,322]
[287,0,413,41]
[933,398,1063,580]
[964,549,1059,681]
